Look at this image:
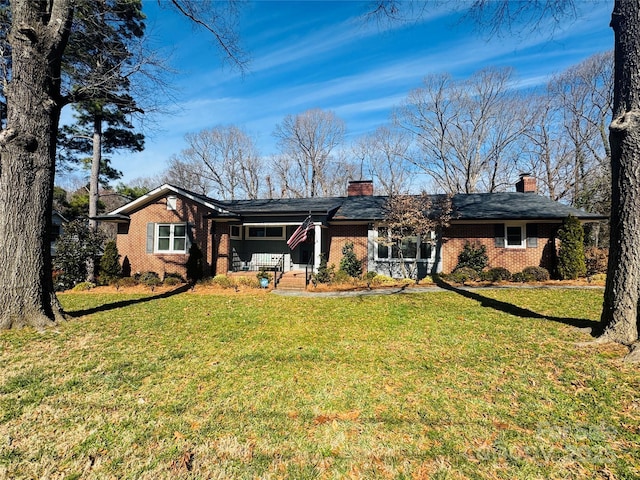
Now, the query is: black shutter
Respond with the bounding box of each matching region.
[146,223,155,253]
[526,223,538,248]
[494,223,505,248]
[186,223,193,251]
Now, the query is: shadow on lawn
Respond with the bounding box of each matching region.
[435,279,599,333]
[65,284,192,318]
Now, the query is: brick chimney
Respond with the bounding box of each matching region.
[515,173,536,193]
[347,180,374,196]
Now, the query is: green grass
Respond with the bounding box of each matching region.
[0,288,638,479]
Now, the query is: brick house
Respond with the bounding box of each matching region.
[101,176,605,282]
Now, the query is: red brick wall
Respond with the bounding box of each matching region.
[213,223,230,275]
[327,224,369,272]
[441,223,558,274]
[116,195,213,278]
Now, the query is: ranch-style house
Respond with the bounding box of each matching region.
[101,176,605,286]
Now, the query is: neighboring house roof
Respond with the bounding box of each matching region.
[52,210,69,224]
[103,184,607,223]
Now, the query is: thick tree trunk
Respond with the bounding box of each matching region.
[0,1,72,329]
[599,1,640,345]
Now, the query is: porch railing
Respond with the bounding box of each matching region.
[273,254,285,288]
[231,251,286,272]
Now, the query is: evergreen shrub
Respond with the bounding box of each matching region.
[480,267,512,282]
[456,242,488,273]
[556,216,587,280]
[448,266,479,283]
[339,242,362,278]
[312,254,333,285]
[99,240,121,284]
[137,271,161,290]
[522,266,550,282]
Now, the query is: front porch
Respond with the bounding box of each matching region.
[223,221,325,274]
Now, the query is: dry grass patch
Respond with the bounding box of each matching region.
[0,288,638,479]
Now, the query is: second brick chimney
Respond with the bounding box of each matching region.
[515,173,536,193]
[347,180,374,196]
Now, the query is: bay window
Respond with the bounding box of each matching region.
[376,228,434,260]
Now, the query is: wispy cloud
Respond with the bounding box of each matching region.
[107,1,613,185]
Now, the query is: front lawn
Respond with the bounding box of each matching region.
[0,288,638,479]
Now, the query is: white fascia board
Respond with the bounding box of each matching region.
[108,184,230,216]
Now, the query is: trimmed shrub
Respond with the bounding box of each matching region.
[364,271,377,283]
[72,281,95,291]
[163,276,182,286]
[339,242,362,278]
[256,268,273,282]
[369,274,396,286]
[556,215,587,280]
[332,269,353,284]
[164,272,185,283]
[512,271,532,283]
[137,271,161,290]
[456,242,488,273]
[211,275,234,289]
[312,254,333,285]
[236,276,260,288]
[448,266,479,284]
[480,267,512,282]
[115,277,138,289]
[522,266,550,282]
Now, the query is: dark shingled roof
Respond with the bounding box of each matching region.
[450,193,606,221]
[105,184,606,223]
[329,192,606,222]
[217,196,344,215]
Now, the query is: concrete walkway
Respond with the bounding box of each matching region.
[271,283,604,298]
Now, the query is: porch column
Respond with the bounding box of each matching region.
[314,223,322,273]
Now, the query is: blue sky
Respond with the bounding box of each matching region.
[65,1,614,187]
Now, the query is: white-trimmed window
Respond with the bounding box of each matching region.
[230,225,242,239]
[495,223,537,248]
[246,226,285,240]
[156,223,187,253]
[505,223,526,248]
[376,228,435,260]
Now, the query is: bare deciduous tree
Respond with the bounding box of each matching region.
[352,125,415,195]
[166,126,262,199]
[162,154,215,195]
[381,193,451,279]
[523,51,613,210]
[396,68,531,194]
[273,108,350,197]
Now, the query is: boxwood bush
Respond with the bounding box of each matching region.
[480,267,512,282]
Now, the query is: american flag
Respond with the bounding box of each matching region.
[287,216,313,250]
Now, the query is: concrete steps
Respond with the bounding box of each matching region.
[276,270,308,291]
